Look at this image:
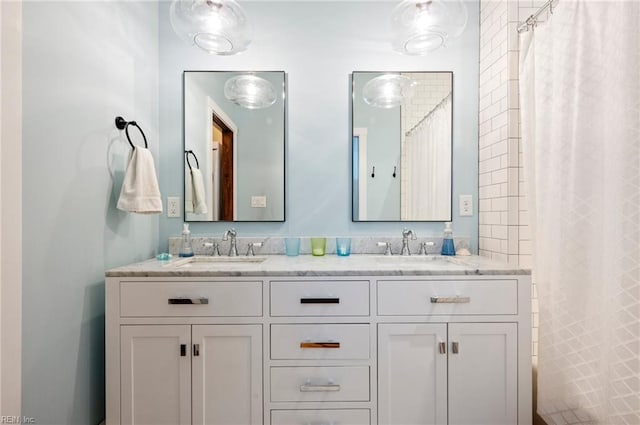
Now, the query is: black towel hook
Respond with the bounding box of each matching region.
[115,116,148,150]
[185,150,199,171]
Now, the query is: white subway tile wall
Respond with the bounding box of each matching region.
[479,0,537,364]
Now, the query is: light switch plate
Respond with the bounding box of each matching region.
[459,194,473,216]
[167,197,180,218]
[251,196,267,208]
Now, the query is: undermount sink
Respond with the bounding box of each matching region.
[166,256,267,268]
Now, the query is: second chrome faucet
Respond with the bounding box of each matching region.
[401,228,417,256]
[222,228,238,257]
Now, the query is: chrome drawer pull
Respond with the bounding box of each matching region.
[452,341,459,354]
[300,297,340,304]
[430,296,470,304]
[300,342,340,349]
[438,341,447,354]
[299,384,341,392]
[168,297,209,305]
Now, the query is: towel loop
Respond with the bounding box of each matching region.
[115,116,148,150]
[185,150,200,171]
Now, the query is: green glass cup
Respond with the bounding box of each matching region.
[310,237,326,256]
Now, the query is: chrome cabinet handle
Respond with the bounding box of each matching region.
[168,297,209,305]
[300,297,340,304]
[299,384,341,392]
[452,341,459,354]
[439,341,447,354]
[430,296,470,304]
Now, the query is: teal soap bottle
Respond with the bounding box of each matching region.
[441,222,456,256]
[179,223,194,257]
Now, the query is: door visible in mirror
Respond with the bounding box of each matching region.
[352,71,452,222]
[183,71,286,222]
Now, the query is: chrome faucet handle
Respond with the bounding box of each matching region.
[377,242,393,256]
[246,242,263,256]
[418,241,436,255]
[203,241,221,256]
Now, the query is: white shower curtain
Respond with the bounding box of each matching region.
[403,94,452,220]
[520,2,640,424]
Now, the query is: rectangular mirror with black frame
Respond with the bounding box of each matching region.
[352,71,453,222]
[183,71,286,222]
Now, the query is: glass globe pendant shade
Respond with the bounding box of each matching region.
[224,75,277,109]
[362,74,417,109]
[170,0,251,55]
[391,0,468,55]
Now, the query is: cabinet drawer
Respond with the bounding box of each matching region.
[270,281,369,316]
[270,366,370,402]
[377,280,518,316]
[120,281,262,317]
[271,324,370,360]
[271,409,370,425]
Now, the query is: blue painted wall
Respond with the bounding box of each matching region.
[158,1,479,250]
[22,2,159,423]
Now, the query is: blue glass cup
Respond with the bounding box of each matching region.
[336,237,352,256]
[284,237,301,256]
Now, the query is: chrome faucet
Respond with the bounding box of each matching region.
[222,228,238,257]
[401,228,417,256]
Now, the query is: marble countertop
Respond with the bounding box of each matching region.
[105,254,531,278]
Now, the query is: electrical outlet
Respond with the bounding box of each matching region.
[459,194,473,216]
[167,197,180,218]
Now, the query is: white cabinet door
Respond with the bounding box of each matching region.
[192,324,262,425]
[378,323,447,425]
[448,323,518,425]
[120,325,191,425]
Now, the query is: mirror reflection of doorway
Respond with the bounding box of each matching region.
[212,114,234,221]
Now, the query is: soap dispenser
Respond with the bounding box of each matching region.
[179,223,194,257]
[441,222,456,256]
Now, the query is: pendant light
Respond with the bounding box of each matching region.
[391,0,467,55]
[362,74,417,109]
[224,75,277,109]
[170,0,251,55]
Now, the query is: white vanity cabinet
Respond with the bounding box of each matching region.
[120,325,192,425]
[267,280,373,425]
[377,278,530,425]
[106,279,264,425]
[106,263,531,425]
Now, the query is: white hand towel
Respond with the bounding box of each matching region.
[191,168,208,215]
[184,169,194,213]
[117,147,163,214]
